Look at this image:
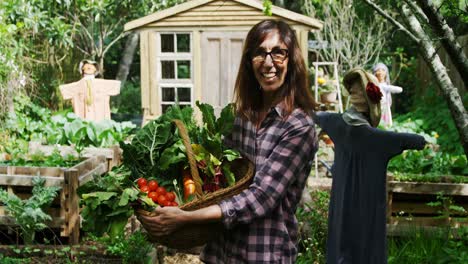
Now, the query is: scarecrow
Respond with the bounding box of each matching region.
[313,68,426,264]
[59,59,121,121]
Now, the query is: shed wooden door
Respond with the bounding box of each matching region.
[201,32,247,114]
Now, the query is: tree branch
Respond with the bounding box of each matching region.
[404,0,429,23]
[102,32,128,58]
[362,0,419,43]
[416,0,468,90]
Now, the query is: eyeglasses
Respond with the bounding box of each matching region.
[251,48,289,63]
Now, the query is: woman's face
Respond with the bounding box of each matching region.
[374,68,386,83]
[251,31,289,94]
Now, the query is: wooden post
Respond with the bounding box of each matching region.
[386,175,394,224]
[64,169,80,245]
[110,145,122,169]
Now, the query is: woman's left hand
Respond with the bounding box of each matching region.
[138,206,189,236]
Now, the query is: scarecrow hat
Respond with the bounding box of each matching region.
[78,59,99,76]
[343,68,383,127]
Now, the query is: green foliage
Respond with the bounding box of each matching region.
[392,88,466,155]
[4,95,136,151]
[77,165,140,241]
[0,177,61,244]
[121,102,238,184]
[388,148,468,177]
[105,231,153,264]
[388,227,468,264]
[296,190,330,264]
[263,0,273,16]
[111,78,141,115]
[387,91,468,178]
[120,105,192,181]
[0,254,27,264]
[393,173,468,184]
[0,148,78,168]
[427,192,467,220]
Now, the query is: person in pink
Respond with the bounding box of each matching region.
[59,60,120,122]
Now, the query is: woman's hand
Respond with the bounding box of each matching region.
[138,206,189,236]
[138,205,223,236]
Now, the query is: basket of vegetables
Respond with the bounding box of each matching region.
[127,103,254,249]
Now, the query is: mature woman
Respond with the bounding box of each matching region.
[138,19,318,263]
[314,68,426,264]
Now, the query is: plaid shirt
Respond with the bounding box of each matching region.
[200,104,318,263]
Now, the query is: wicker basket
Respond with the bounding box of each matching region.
[136,119,254,249]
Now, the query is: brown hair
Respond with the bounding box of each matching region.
[233,19,317,121]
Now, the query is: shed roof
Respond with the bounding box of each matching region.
[124,0,323,31]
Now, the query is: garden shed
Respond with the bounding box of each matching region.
[124,0,322,123]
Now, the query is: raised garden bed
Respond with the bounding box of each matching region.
[0,155,108,244]
[0,244,122,263]
[387,180,468,235]
[29,141,122,170]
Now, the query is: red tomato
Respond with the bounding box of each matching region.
[171,201,178,207]
[137,178,147,188]
[140,185,149,193]
[148,192,158,202]
[148,180,159,191]
[156,187,167,196]
[157,195,167,206]
[166,192,176,202]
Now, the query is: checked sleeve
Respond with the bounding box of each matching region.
[219,123,316,229]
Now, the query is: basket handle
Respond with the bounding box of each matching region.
[173,119,203,198]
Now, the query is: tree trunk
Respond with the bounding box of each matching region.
[401,4,468,157]
[115,32,139,86]
[416,0,468,91]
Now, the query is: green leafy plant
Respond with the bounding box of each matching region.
[388,227,468,264]
[0,177,61,244]
[105,231,153,264]
[77,165,141,241]
[296,190,330,264]
[427,192,467,220]
[0,148,78,168]
[4,95,136,150]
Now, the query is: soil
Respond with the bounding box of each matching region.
[164,253,203,264]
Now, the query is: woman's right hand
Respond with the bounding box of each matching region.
[138,206,189,236]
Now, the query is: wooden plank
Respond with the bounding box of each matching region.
[0,175,63,187]
[140,30,151,112]
[391,202,442,215]
[149,31,159,116]
[182,5,256,12]
[70,155,107,175]
[0,165,63,177]
[78,163,108,186]
[177,11,262,16]
[124,0,213,31]
[389,216,468,227]
[391,201,468,216]
[388,181,468,196]
[165,15,273,22]
[206,0,238,6]
[0,216,64,228]
[64,169,80,245]
[0,206,61,216]
[149,21,297,27]
[29,142,117,160]
[387,224,465,238]
[193,30,202,119]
